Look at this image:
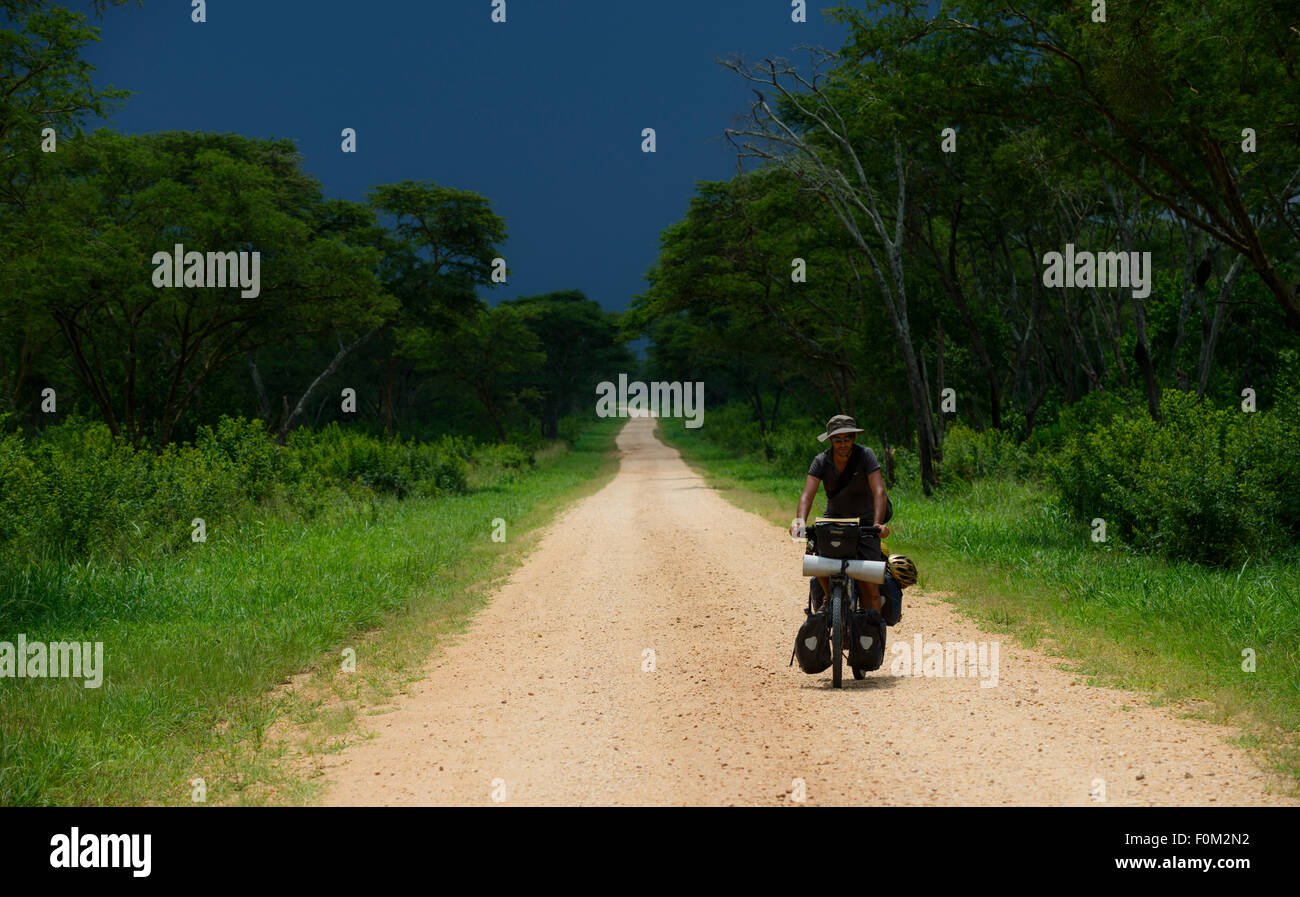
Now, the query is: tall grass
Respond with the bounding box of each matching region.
[0,417,620,805]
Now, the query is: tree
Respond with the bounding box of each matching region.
[10,130,393,446]
[0,0,137,412]
[367,180,508,438]
[722,39,943,491]
[503,291,630,438]
[409,304,544,442]
[944,0,1300,332]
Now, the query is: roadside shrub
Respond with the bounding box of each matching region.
[700,402,766,451]
[0,430,48,551]
[195,415,281,502]
[468,442,532,487]
[887,444,917,489]
[760,427,819,479]
[0,416,500,566]
[1027,388,1133,456]
[287,425,469,498]
[940,422,1032,483]
[1049,389,1299,564]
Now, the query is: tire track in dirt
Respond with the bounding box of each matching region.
[318,417,1296,806]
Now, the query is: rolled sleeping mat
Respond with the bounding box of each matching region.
[801,555,886,584]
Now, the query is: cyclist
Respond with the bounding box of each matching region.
[789,414,892,613]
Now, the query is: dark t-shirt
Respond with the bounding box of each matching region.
[808,444,881,521]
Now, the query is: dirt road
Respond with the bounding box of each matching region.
[319,417,1295,806]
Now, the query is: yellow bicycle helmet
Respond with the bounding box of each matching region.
[886,554,918,588]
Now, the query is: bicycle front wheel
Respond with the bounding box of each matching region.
[830,582,844,688]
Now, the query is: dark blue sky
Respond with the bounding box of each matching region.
[73,0,850,313]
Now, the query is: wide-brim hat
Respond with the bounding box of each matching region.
[817,414,865,443]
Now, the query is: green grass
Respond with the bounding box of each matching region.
[0,417,621,806]
[660,420,1300,790]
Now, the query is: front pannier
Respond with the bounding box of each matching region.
[813,520,860,559]
[848,609,887,671]
[792,608,832,674]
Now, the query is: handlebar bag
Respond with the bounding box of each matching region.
[813,520,860,559]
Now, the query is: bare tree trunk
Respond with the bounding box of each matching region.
[276,327,378,445]
[382,354,396,441]
[1088,284,1130,387]
[722,56,937,493]
[920,339,943,470]
[1064,288,1102,391]
[1173,222,1204,363]
[935,319,946,447]
[1089,305,1107,382]
[1026,319,1049,437]
[945,222,1002,429]
[769,386,783,432]
[1108,173,1161,419]
[1196,253,1245,395]
[247,350,272,423]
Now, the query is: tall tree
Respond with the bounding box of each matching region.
[723,35,943,490]
[11,130,392,446]
[367,180,508,438]
[503,290,630,439]
[945,0,1300,332]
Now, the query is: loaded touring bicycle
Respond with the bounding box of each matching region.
[791,517,916,688]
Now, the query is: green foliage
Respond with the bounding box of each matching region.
[503,290,632,439]
[286,424,471,500]
[1026,389,1135,456]
[939,422,1032,483]
[0,416,620,806]
[688,402,812,478]
[1050,390,1300,564]
[0,416,522,577]
[890,444,920,489]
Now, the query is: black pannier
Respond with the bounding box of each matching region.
[813,520,860,559]
[848,609,887,671]
[880,572,903,626]
[792,608,832,674]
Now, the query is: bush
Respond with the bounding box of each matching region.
[760,428,820,479]
[939,422,1032,483]
[286,425,470,498]
[467,442,533,487]
[1027,388,1133,456]
[195,415,281,502]
[1048,389,1300,564]
[0,416,503,566]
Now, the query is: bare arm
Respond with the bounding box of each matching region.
[792,475,821,535]
[868,469,891,538]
